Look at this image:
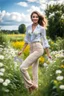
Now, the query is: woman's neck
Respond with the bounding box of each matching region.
[32,23,38,26]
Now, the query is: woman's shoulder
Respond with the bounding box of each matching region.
[38,24,45,30]
[39,25,45,32]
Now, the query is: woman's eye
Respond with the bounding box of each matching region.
[32,16,39,18]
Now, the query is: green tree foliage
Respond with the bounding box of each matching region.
[18,24,26,34]
[45,4,64,40]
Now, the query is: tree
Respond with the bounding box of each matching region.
[18,24,26,34]
[45,4,64,40]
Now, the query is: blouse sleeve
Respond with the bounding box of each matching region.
[40,27,50,49]
[24,26,29,43]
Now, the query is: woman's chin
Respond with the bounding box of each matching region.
[33,22,38,24]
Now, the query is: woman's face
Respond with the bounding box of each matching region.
[31,13,39,24]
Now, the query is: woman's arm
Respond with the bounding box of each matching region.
[41,27,51,58]
[44,47,51,59]
[18,42,28,55]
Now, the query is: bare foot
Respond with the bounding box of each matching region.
[28,84,38,93]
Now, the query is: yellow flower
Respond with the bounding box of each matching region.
[51,41,54,44]
[54,80,58,84]
[11,41,25,49]
[39,56,45,64]
[46,60,50,64]
[61,65,64,68]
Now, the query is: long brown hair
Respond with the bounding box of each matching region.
[30,11,47,28]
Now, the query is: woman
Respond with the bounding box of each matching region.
[18,11,51,92]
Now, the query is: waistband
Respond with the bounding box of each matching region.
[30,41,41,44]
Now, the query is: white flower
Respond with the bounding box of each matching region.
[3,82,8,86]
[56,70,62,74]
[61,14,64,19]
[0,55,4,60]
[0,48,3,52]
[49,13,55,18]
[48,58,53,63]
[59,85,64,90]
[61,59,64,62]
[0,62,3,67]
[3,42,5,44]
[4,89,9,92]
[0,72,4,76]
[3,79,10,86]
[0,78,4,83]
[56,76,64,81]
[5,79,10,84]
[0,45,3,47]
[43,63,48,67]
[0,68,5,72]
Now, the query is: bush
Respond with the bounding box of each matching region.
[46,4,64,40]
[0,33,10,47]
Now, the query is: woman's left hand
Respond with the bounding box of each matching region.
[48,55,52,59]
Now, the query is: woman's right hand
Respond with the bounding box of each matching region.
[18,51,23,56]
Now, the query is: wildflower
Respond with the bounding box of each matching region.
[39,56,45,63]
[43,63,48,67]
[56,76,64,81]
[59,85,64,90]
[0,45,3,47]
[4,89,9,92]
[0,78,4,83]
[54,80,58,84]
[0,72,4,76]
[0,55,4,60]
[5,79,10,84]
[61,60,64,62]
[3,82,8,86]
[0,68,5,72]
[55,70,62,74]
[48,57,53,63]
[3,79,10,86]
[0,62,3,67]
[61,65,64,68]
[0,48,3,52]
[51,41,54,44]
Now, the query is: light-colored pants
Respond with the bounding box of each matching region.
[20,42,44,89]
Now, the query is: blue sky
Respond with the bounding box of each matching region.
[0,0,64,30]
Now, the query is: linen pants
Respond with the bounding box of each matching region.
[20,42,44,89]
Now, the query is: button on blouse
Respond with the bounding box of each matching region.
[24,24,50,49]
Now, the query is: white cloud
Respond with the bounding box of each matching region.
[27,5,45,15]
[27,5,42,14]
[27,0,37,2]
[40,4,47,10]
[0,10,6,22]
[0,10,30,23]
[17,2,28,7]
[0,10,31,30]
[10,12,25,22]
[40,0,47,4]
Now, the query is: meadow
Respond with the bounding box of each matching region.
[0,33,64,96]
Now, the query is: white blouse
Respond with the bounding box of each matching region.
[24,24,50,49]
